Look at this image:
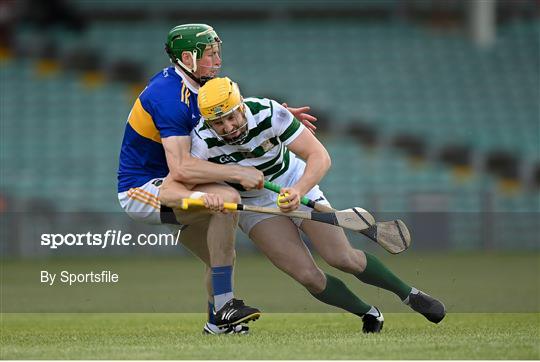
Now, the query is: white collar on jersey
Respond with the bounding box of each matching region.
[174,66,199,94]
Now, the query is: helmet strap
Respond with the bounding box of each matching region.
[174,55,205,86]
[191,50,198,72]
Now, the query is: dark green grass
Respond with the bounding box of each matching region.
[2,253,539,313]
[1,313,539,359]
[1,253,539,359]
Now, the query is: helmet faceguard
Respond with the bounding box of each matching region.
[164,24,222,85]
[209,108,249,145]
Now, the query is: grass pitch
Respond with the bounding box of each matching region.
[1,253,539,359]
[3,253,539,313]
[1,313,539,359]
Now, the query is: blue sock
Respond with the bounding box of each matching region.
[208,301,216,324]
[211,265,234,311]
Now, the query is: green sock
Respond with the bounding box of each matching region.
[356,252,412,300]
[311,273,371,315]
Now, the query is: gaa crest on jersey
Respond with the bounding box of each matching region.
[260,139,275,153]
[219,154,237,163]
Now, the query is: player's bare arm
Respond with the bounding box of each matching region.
[277,128,331,212]
[158,175,227,212]
[162,135,263,190]
[118,24,264,335]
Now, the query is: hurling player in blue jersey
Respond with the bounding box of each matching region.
[118,24,317,335]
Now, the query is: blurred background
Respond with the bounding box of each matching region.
[0,0,538,313]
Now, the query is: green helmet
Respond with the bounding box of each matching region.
[165,24,222,85]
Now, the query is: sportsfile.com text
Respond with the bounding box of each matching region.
[40,230,180,249]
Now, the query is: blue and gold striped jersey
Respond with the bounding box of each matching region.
[117,66,199,192]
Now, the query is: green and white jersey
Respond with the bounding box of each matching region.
[190,97,306,198]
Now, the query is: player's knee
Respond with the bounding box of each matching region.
[213,236,235,256]
[327,252,362,274]
[221,189,241,204]
[293,267,325,293]
[205,185,240,203]
[212,211,239,227]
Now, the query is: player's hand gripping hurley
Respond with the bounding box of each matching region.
[180,198,375,232]
[264,181,411,254]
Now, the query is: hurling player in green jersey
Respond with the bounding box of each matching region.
[181,77,446,333]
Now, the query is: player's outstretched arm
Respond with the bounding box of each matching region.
[162,135,263,190]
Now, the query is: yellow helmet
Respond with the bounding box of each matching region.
[198,77,242,121]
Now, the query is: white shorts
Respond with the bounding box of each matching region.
[239,184,331,236]
[118,178,180,226]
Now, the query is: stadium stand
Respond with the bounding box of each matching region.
[1,11,538,249]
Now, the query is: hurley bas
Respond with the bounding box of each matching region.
[41,270,119,286]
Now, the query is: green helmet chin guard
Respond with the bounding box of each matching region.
[165,24,222,85]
